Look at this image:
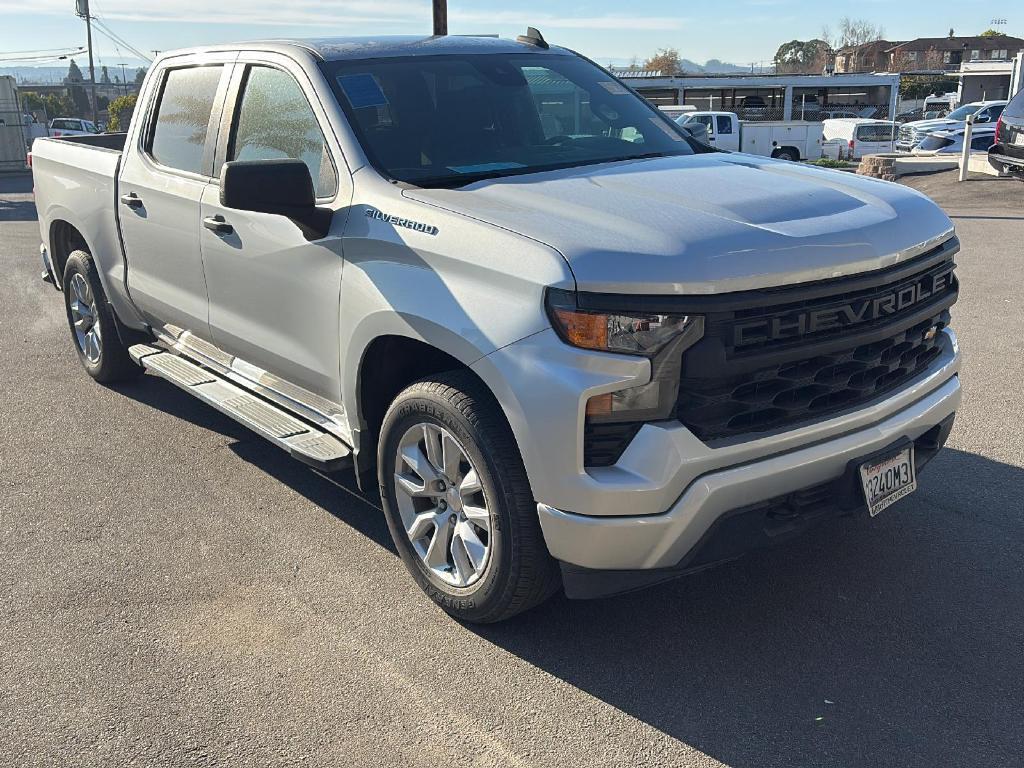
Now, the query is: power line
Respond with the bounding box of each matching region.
[90,17,152,63]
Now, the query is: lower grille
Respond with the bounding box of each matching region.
[583,422,642,467]
[677,312,948,441]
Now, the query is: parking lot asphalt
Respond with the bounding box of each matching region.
[1,168,1023,768]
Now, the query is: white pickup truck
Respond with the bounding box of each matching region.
[31,33,961,622]
[679,110,824,161]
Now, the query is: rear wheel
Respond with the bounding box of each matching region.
[62,250,141,383]
[773,147,800,161]
[378,371,560,623]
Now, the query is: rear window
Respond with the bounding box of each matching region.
[149,65,223,175]
[1004,89,1024,119]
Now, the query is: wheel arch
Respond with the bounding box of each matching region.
[48,217,91,287]
[349,324,502,481]
[771,145,801,160]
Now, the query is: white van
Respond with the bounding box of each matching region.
[822,118,897,159]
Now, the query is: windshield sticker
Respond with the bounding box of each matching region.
[447,162,527,174]
[597,81,629,96]
[649,117,685,141]
[337,73,388,109]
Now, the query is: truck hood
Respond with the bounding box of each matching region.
[903,118,964,134]
[405,152,954,294]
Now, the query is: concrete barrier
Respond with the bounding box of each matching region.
[857,153,959,180]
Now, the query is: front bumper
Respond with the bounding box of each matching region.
[538,369,959,588]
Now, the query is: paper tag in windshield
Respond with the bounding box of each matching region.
[650,117,685,141]
[597,81,629,96]
[337,73,388,109]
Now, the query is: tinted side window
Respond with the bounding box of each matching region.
[230,66,338,198]
[1005,90,1024,119]
[971,133,994,150]
[716,116,733,134]
[149,65,223,175]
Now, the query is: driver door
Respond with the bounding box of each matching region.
[199,56,352,402]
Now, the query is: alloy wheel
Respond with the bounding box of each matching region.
[69,272,101,364]
[393,422,492,587]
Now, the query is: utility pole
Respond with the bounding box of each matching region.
[432,0,447,36]
[119,62,128,97]
[75,0,98,125]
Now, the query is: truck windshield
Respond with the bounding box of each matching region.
[322,52,696,187]
[945,105,981,121]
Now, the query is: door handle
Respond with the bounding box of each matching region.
[119,192,143,208]
[203,215,233,235]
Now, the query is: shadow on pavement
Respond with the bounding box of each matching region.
[112,372,396,554]
[469,447,1024,768]
[112,372,1024,766]
[0,197,37,222]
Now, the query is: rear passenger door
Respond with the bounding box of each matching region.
[118,56,233,335]
[198,55,351,402]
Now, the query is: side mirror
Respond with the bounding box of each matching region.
[975,114,990,123]
[220,159,332,239]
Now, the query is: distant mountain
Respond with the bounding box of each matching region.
[678,59,762,74]
[0,67,71,84]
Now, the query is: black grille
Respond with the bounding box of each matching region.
[583,422,642,467]
[675,242,959,442]
[677,312,948,440]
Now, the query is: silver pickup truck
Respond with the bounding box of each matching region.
[32,33,961,622]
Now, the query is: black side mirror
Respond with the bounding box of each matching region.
[220,159,332,239]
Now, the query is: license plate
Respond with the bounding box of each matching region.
[859,447,917,517]
[1014,133,1024,147]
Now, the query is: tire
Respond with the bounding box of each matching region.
[773,148,799,162]
[62,250,142,384]
[378,371,560,623]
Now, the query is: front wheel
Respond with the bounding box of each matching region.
[378,371,560,623]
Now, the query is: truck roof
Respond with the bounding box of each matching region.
[166,35,572,63]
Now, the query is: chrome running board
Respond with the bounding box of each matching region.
[129,344,352,472]
[151,324,351,446]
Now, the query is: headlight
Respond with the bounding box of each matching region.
[545,288,704,424]
[546,288,699,357]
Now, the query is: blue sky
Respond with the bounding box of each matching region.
[0,0,1016,73]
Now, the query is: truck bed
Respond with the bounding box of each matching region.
[31,132,138,325]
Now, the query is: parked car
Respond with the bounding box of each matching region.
[896,101,1007,152]
[988,87,1024,180]
[673,115,708,144]
[30,34,961,622]
[48,118,100,137]
[739,95,768,119]
[912,124,997,155]
[822,118,897,159]
[819,109,861,121]
[679,111,823,160]
[658,104,696,120]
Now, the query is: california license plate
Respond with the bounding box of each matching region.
[859,447,917,517]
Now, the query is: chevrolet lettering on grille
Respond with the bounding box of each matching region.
[733,264,956,347]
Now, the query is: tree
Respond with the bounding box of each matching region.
[134,67,147,85]
[899,74,958,100]
[107,94,137,132]
[891,46,944,72]
[980,29,1007,38]
[100,66,111,84]
[20,91,75,120]
[643,47,682,75]
[774,39,832,74]
[823,17,885,50]
[67,59,84,83]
